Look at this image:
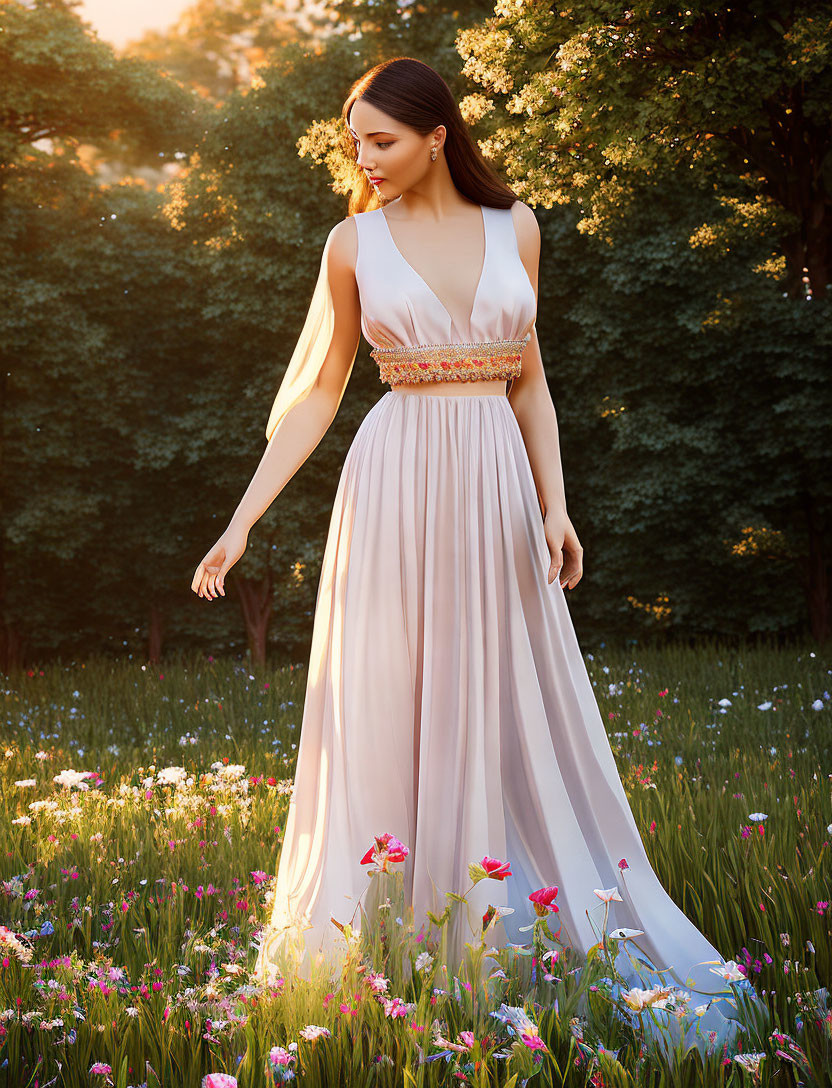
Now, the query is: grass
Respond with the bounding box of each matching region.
[0,638,829,1086]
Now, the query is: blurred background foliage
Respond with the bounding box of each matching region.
[1,0,830,670]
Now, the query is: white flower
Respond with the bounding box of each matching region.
[156,767,187,787]
[717,698,732,707]
[621,985,674,1011]
[11,816,31,826]
[14,779,36,788]
[811,699,823,710]
[298,1024,331,1041]
[709,959,746,982]
[593,887,623,903]
[748,812,768,821]
[53,769,94,789]
[757,701,773,711]
[415,951,434,972]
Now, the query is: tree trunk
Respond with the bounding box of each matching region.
[147,602,166,664]
[0,622,26,675]
[805,494,829,645]
[235,572,273,665]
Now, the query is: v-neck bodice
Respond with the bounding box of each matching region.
[354,200,537,352]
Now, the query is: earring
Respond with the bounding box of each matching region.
[430,147,437,161]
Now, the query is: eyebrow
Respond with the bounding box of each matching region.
[348,128,397,138]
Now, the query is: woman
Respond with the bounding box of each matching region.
[192,57,744,1048]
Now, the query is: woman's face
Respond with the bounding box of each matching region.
[348,97,443,201]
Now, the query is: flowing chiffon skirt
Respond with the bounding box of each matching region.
[254,387,746,1050]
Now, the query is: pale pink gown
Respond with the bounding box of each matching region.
[254,199,744,1049]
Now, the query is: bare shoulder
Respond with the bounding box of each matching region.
[326,216,358,276]
[509,199,540,248]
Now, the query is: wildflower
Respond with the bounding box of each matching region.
[89,1063,113,1076]
[156,767,187,787]
[709,959,746,982]
[529,886,559,916]
[748,812,768,821]
[202,1076,237,1088]
[469,856,512,883]
[14,779,37,788]
[482,904,515,931]
[298,1024,331,1041]
[593,887,623,903]
[53,770,94,790]
[381,996,411,1018]
[360,833,409,873]
[621,984,674,1011]
[364,971,390,995]
[0,926,32,964]
[267,1046,295,1066]
[520,1031,548,1051]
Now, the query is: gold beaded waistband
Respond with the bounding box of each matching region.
[370,338,527,385]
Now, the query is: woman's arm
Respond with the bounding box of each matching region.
[507,202,583,590]
[191,218,361,599]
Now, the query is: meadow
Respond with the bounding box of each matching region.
[0,640,829,1087]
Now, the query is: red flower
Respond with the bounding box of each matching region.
[480,857,513,883]
[529,886,559,916]
[360,833,409,873]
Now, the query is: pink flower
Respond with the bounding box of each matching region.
[90,1064,113,1076]
[267,1046,295,1067]
[364,971,390,995]
[202,1076,237,1088]
[481,856,512,880]
[382,996,409,1018]
[618,858,629,871]
[520,1032,548,1052]
[250,870,269,885]
[360,833,409,873]
[529,886,559,916]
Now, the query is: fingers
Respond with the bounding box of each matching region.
[547,549,563,585]
[192,561,226,600]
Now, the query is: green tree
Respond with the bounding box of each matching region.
[451,0,832,642]
[0,0,200,669]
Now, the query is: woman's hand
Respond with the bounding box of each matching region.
[543,509,583,590]
[191,521,249,600]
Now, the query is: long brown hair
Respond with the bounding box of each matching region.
[341,57,519,216]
